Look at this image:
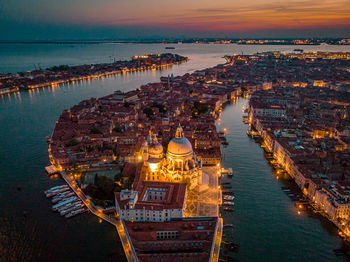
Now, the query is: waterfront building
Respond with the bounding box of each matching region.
[249,102,286,118]
[115,181,186,222]
[124,216,218,262]
[314,184,350,220]
[141,126,202,190]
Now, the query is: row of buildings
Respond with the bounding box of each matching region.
[49,63,243,172]
[243,52,350,236]
[0,53,187,94]
[49,55,245,261]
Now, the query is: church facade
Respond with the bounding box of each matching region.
[140,126,202,190]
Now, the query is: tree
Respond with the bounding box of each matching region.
[90,127,102,134]
[143,107,154,118]
[66,138,79,147]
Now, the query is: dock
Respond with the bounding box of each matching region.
[45,165,59,175]
[59,171,138,262]
[221,168,233,176]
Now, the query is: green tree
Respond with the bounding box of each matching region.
[143,107,154,118]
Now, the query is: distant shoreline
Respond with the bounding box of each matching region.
[0,39,349,45]
[0,53,188,95]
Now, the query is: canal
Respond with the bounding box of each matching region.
[1,43,349,261]
[218,98,346,261]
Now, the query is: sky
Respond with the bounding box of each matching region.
[0,0,349,40]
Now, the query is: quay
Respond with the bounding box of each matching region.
[59,165,224,261]
[60,171,139,262]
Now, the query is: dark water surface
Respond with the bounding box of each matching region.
[219,99,346,261]
[0,43,349,261]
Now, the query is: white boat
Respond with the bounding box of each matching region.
[224,195,235,201]
[52,197,77,211]
[57,202,76,212]
[57,201,82,212]
[52,192,74,203]
[45,186,69,196]
[46,188,70,198]
[65,208,87,218]
[45,185,68,194]
[60,203,84,216]
[223,201,234,206]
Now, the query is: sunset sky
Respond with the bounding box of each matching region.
[1,0,349,40]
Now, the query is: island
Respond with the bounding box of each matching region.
[0,53,188,95]
[46,50,350,261]
[46,54,241,261]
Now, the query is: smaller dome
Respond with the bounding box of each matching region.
[149,143,163,157]
[147,131,163,158]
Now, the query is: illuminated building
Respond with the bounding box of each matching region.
[141,126,202,190]
[115,181,186,222]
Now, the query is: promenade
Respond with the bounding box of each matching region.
[60,171,138,262]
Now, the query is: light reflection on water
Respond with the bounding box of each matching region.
[218,98,348,261]
[1,44,350,261]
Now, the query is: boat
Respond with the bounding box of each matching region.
[52,192,74,203]
[57,200,83,212]
[45,185,68,194]
[223,207,234,212]
[65,208,87,218]
[60,203,84,216]
[165,47,175,49]
[242,116,249,124]
[57,202,77,212]
[333,249,350,256]
[223,201,234,206]
[224,195,235,201]
[224,224,233,228]
[52,197,77,211]
[45,188,70,198]
[45,185,69,192]
[46,188,70,197]
[227,243,239,253]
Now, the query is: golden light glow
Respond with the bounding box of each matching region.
[149,163,158,172]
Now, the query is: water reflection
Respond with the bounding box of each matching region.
[219,97,347,262]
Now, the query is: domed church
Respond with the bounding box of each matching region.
[140,126,202,190]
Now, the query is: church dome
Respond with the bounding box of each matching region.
[148,132,163,159]
[149,143,163,156]
[167,126,193,156]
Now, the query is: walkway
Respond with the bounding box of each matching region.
[212,218,223,262]
[60,171,138,262]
